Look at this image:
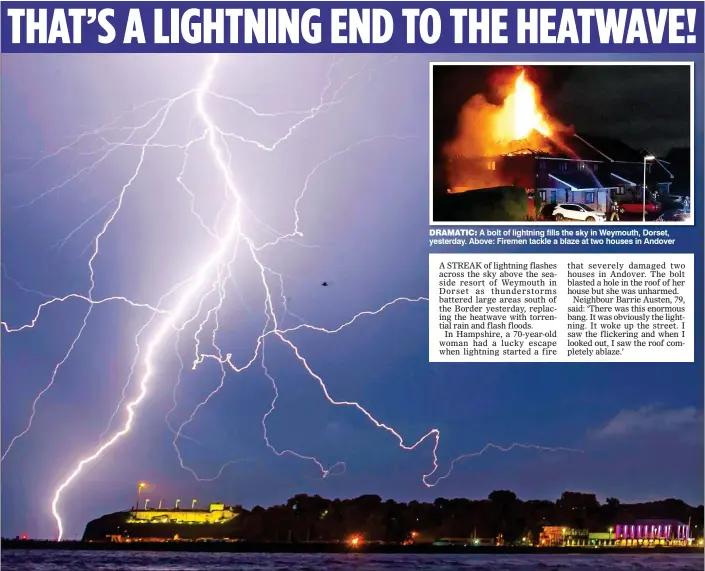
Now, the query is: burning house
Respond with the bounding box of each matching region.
[441,68,677,218]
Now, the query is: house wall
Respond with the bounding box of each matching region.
[611,186,641,203]
[539,187,569,204]
[566,190,597,208]
[498,155,537,190]
[444,153,670,214]
[610,186,662,205]
[540,158,603,187]
[445,157,504,190]
[519,156,605,196]
[446,155,537,193]
[537,183,617,214]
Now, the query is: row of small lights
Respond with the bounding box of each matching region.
[349,532,418,547]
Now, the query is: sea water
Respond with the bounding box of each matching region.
[1,551,704,571]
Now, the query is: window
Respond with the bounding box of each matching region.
[593,163,599,172]
[586,192,595,203]
[559,162,568,171]
[615,187,626,195]
[539,160,546,170]
[578,162,586,170]
[487,161,496,170]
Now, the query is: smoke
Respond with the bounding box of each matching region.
[444,93,506,159]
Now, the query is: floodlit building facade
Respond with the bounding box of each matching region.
[614,520,691,546]
[127,503,237,525]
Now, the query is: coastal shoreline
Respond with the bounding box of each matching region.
[2,540,703,555]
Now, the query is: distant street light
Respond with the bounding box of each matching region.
[144,499,150,510]
[643,155,655,222]
[175,499,181,509]
[192,499,197,509]
[136,482,147,510]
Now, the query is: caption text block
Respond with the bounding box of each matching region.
[429,253,694,363]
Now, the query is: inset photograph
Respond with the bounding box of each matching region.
[430,63,692,224]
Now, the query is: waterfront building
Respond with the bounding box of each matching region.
[127,502,237,525]
[613,520,691,546]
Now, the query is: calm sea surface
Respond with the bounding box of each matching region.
[1,551,703,571]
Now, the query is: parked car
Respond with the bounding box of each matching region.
[618,201,662,215]
[552,203,606,222]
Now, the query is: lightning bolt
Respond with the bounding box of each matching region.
[2,54,580,541]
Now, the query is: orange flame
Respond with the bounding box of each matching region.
[443,68,559,160]
[496,70,552,145]
[442,66,570,191]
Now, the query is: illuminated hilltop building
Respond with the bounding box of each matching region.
[127,502,238,525]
